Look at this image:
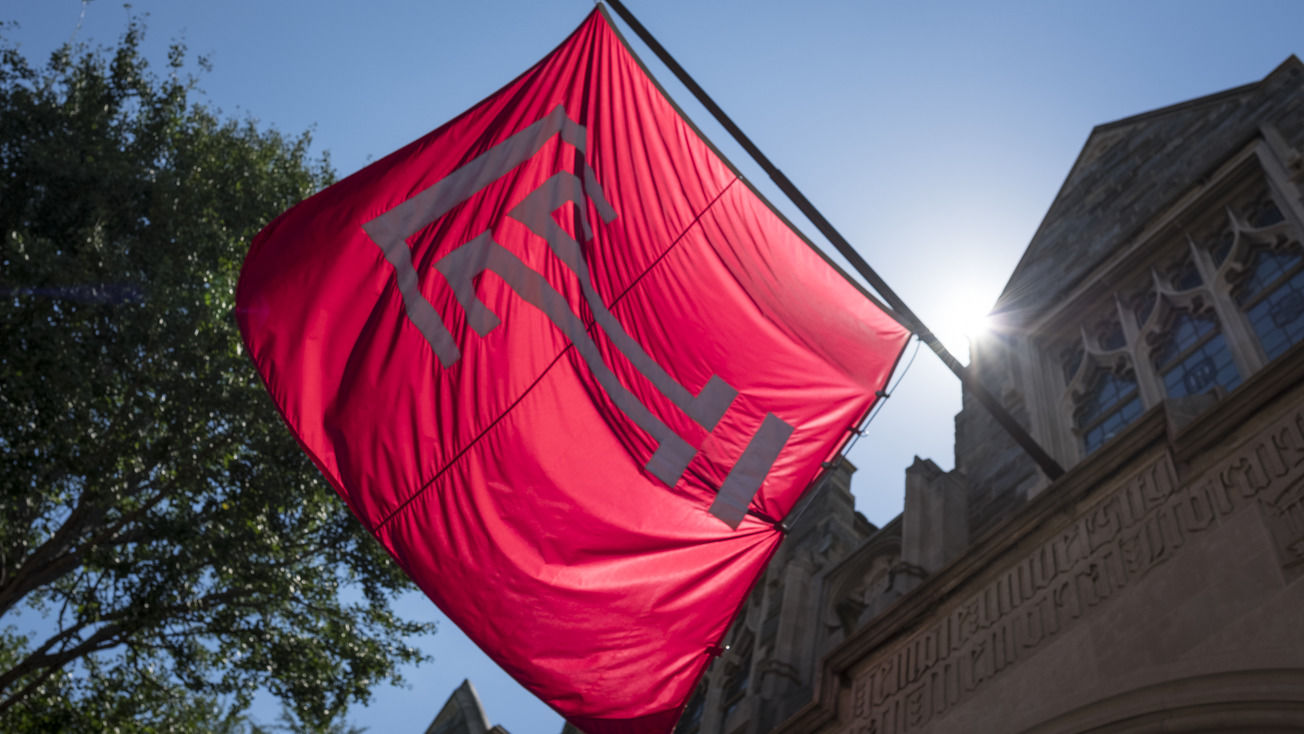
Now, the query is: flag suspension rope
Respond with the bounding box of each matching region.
[601,0,1065,481]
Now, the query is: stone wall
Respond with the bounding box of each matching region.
[954,334,1040,539]
[777,351,1304,734]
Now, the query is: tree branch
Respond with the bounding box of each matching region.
[0,618,128,715]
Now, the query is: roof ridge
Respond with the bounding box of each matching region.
[996,55,1299,313]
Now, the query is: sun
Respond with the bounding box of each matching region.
[928,287,996,360]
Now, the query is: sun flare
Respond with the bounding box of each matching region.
[929,287,996,359]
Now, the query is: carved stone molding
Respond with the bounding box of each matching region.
[835,402,1304,734]
[1262,474,1304,579]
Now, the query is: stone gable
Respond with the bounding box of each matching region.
[997,56,1304,323]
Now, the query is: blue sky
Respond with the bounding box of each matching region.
[6,1,1303,732]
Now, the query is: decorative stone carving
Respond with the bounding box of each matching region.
[842,403,1304,734]
[1263,474,1304,578]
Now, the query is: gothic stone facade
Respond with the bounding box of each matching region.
[431,56,1304,734]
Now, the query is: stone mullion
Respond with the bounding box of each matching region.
[1191,237,1265,379]
[1115,295,1164,407]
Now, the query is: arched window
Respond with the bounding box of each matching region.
[1046,169,1304,466]
[1150,308,1240,398]
[1074,367,1143,454]
[1235,245,1304,360]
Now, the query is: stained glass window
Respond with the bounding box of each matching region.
[1152,310,1240,398]
[1055,178,1302,463]
[1075,368,1143,454]
[1237,246,1304,360]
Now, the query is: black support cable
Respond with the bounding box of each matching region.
[601,0,1065,480]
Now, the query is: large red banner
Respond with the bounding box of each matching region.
[237,8,908,733]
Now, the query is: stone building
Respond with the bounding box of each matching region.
[430,55,1304,734]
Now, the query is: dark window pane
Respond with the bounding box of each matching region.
[1245,267,1304,361]
[1075,370,1139,431]
[1152,310,1238,399]
[1160,332,1240,398]
[1152,311,1214,366]
[1236,248,1302,304]
[1083,394,1142,454]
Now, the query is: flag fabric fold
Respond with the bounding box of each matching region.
[237,8,909,733]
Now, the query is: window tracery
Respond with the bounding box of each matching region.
[1127,286,1158,328]
[1043,155,1304,460]
[1060,343,1085,383]
[1092,313,1128,352]
[1165,253,1203,291]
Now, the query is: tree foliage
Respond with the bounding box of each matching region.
[0,19,432,731]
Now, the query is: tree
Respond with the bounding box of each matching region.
[0,18,433,731]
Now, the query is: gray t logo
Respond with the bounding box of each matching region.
[363,106,792,528]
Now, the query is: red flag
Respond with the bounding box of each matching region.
[237,8,908,733]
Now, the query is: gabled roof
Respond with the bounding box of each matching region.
[995,55,1304,323]
[425,679,494,734]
